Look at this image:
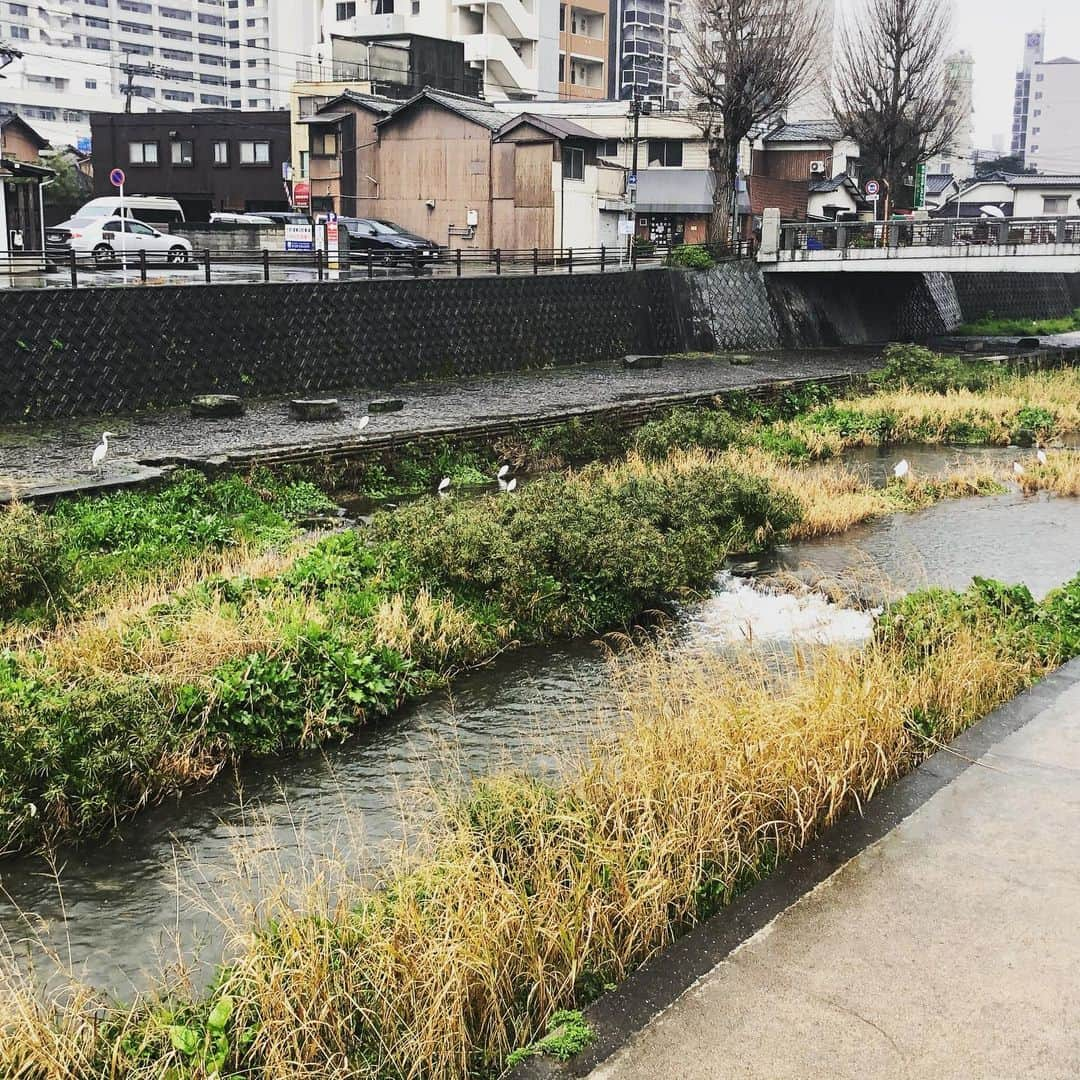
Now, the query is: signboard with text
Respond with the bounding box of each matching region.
[292,179,311,208]
[285,222,314,252]
[913,164,927,210]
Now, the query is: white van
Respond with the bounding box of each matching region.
[75,196,186,227]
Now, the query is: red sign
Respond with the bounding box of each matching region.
[292,179,310,208]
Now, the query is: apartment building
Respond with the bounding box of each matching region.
[1024,56,1080,174]
[0,1,320,149]
[1011,29,1044,162]
[558,0,611,100]
[319,0,561,102]
[927,49,975,179]
[614,0,682,109]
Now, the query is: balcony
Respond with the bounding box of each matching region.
[463,34,538,95]
[453,0,538,43]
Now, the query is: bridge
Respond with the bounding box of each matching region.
[757,213,1080,273]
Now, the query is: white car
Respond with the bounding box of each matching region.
[46,215,193,266]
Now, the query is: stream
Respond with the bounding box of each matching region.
[3,446,1080,995]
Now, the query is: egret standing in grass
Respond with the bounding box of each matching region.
[1037,449,1048,466]
[504,477,518,494]
[892,458,909,480]
[1013,460,1025,477]
[497,464,511,491]
[356,415,370,434]
[91,431,116,470]
[437,476,451,497]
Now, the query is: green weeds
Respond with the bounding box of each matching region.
[955,308,1080,337]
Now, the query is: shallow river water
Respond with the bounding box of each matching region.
[3,447,1080,994]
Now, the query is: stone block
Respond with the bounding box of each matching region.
[1016,337,1041,348]
[622,354,663,370]
[290,398,343,421]
[368,397,405,413]
[191,394,244,418]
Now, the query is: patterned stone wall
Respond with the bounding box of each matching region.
[679,262,783,351]
[895,272,963,340]
[0,269,682,421]
[952,273,1073,322]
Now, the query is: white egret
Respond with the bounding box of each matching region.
[1037,449,1048,465]
[1013,460,1025,477]
[91,431,116,469]
[437,476,451,496]
[356,415,370,433]
[497,464,510,480]
[504,477,518,494]
[892,459,909,480]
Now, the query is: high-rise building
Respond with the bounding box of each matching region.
[318,0,562,102]
[1024,55,1080,174]
[557,0,612,100]
[0,1,321,148]
[928,49,974,178]
[613,0,683,110]
[1011,29,1044,161]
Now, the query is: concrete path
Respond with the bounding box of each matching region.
[587,669,1080,1079]
[0,348,880,499]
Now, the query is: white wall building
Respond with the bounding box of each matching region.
[1024,56,1080,174]
[0,1,320,149]
[318,0,559,101]
[927,49,974,179]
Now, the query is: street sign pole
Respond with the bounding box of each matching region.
[110,167,128,282]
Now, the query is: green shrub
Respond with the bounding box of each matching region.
[525,417,628,466]
[0,503,63,613]
[870,344,994,393]
[632,407,741,459]
[666,244,715,270]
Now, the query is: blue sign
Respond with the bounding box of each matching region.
[77,136,92,154]
[627,172,637,187]
[109,167,126,188]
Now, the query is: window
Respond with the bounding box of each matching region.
[200,94,226,105]
[1036,73,1044,82]
[240,139,270,164]
[129,140,158,165]
[118,0,151,11]
[411,0,419,12]
[161,5,192,17]
[213,139,229,165]
[9,23,28,38]
[311,130,338,157]
[299,149,309,178]
[163,89,195,102]
[161,48,193,60]
[648,139,682,167]
[558,53,564,81]
[85,15,109,27]
[562,145,584,181]
[124,221,156,236]
[560,4,565,30]
[170,139,194,165]
[9,2,28,14]
[336,1,356,16]
[597,138,619,159]
[371,0,393,12]
[1043,196,1069,214]
[198,11,224,23]
[85,78,97,89]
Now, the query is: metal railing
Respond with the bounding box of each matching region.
[0,241,751,290]
[775,216,1080,261]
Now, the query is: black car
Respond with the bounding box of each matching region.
[339,218,439,264]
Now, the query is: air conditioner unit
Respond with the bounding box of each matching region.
[809,160,827,174]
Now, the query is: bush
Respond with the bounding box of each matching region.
[871,344,994,393]
[0,503,63,613]
[666,244,715,270]
[632,407,741,459]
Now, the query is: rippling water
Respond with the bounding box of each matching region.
[3,448,1080,993]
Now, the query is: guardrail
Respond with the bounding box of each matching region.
[774,216,1080,261]
[0,241,751,290]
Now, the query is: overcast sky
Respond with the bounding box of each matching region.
[838,0,1080,149]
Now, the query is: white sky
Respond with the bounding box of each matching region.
[839,0,1080,149]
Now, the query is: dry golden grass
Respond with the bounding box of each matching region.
[1016,450,1080,497]
[0,620,1039,1080]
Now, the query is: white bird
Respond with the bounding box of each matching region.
[1013,460,1025,477]
[356,415,370,433]
[504,477,518,494]
[1037,449,1048,465]
[892,458,909,480]
[437,476,451,496]
[26,802,37,818]
[91,431,116,469]
[497,464,510,480]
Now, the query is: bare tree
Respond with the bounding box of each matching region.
[833,0,959,213]
[682,0,823,246]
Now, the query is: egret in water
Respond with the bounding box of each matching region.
[91,431,116,469]
[356,415,370,433]
[1013,460,1025,477]
[437,476,451,496]
[504,477,518,494]
[1037,448,1048,466]
[892,458,909,480]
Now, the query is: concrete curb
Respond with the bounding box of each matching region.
[509,657,1080,1079]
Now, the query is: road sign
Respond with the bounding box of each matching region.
[865,179,880,197]
[618,217,635,236]
[913,163,927,210]
[627,172,637,187]
[109,167,126,188]
[292,179,310,208]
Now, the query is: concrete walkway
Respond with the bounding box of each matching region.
[0,349,880,499]
[587,667,1080,1079]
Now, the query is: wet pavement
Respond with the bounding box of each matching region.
[0,349,882,498]
[586,661,1080,1080]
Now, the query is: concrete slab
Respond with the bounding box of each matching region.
[588,675,1080,1080]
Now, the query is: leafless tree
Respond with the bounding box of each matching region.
[682,0,824,246]
[832,0,959,212]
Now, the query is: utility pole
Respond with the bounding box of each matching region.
[627,94,651,257]
[0,41,23,78]
[120,54,158,113]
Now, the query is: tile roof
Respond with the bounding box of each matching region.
[332,89,398,115]
[763,120,843,143]
[808,173,852,193]
[925,173,957,194]
[497,112,601,142]
[376,86,502,130]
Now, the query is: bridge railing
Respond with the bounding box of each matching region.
[774,216,1080,261]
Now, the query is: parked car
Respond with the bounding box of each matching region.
[46,215,193,265]
[338,217,439,264]
[74,195,186,227]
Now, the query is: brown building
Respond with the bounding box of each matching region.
[558,0,611,100]
[0,114,53,257]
